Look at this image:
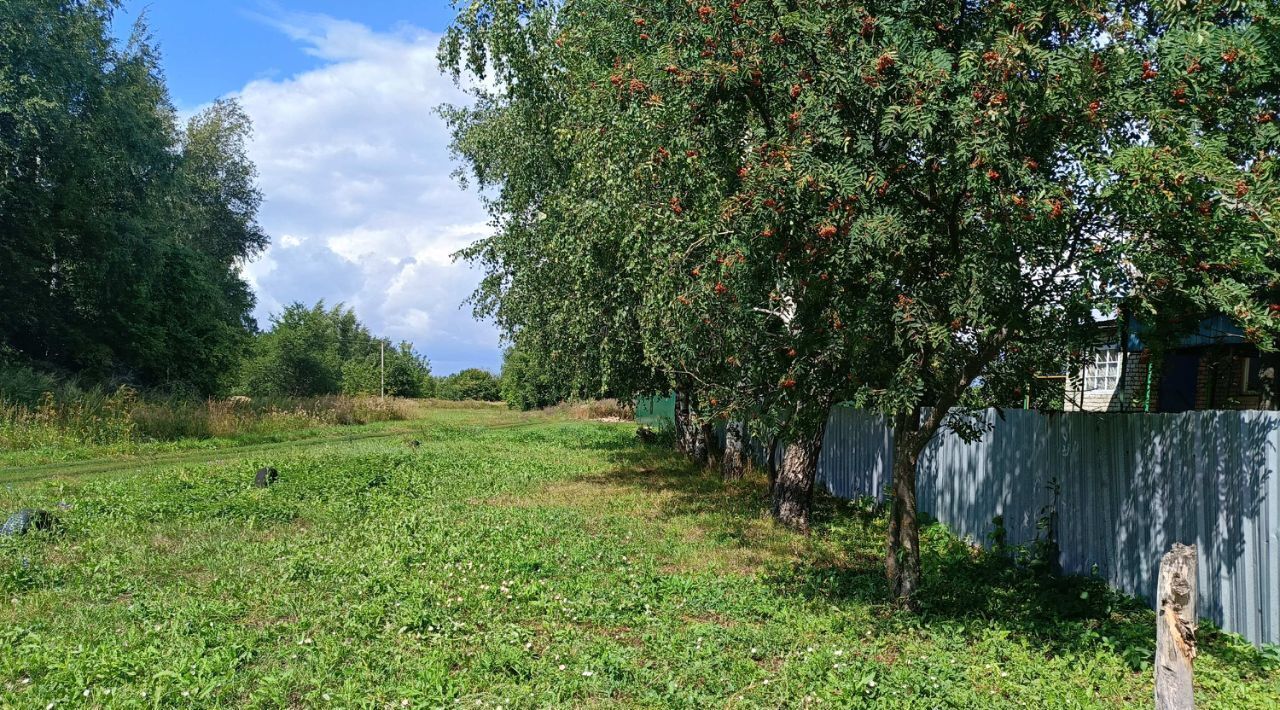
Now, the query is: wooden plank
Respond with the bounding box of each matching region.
[1155,543,1197,710]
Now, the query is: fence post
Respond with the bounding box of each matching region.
[1155,543,1197,710]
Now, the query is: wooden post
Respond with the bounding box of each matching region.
[1155,543,1197,710]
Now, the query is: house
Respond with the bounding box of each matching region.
[1065,315,1271,413]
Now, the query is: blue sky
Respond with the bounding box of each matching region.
[113,1,502,375]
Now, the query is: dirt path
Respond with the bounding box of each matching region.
[0,427,420,485]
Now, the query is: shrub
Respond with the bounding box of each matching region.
[437,369,502,402]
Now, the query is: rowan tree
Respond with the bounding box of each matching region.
[443,0,1280,603]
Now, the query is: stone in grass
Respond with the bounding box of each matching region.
[1,509,57,537]
[254,467,279,488]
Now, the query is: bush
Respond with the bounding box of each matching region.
[499,344,570,410]
[0,362,61,408]
[437,369,502,402]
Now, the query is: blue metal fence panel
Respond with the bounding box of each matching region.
[812,406,1280,646]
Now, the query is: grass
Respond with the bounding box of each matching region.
[0,390,417,467]
[1,405,1276,708]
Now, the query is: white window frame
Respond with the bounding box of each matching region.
[1083,347,1123,393]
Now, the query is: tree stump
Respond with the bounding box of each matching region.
[1155,543,1197,710]
[0,510,56,537]
[254,467,279,488]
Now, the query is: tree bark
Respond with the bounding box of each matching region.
[886,408,928,607]
[1156,543,1197,710]
[674,388,694,455]
[721,420,747,481]
[771,423,826,533]
[692,419,713,466]
[765,433,780,494]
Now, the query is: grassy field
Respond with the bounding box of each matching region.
[1,405,1276,708]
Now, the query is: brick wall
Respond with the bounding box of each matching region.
[1065,350,1154,412]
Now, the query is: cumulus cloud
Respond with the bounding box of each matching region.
[234,14,501,374]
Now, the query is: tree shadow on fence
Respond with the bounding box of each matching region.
[577,436,1276,675]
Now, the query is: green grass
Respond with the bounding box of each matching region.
[1,406,1276,708]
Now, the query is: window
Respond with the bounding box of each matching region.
[1242,355,1262,394]
[1084,348,1123,392]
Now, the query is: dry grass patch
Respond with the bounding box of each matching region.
[491,467,809,577]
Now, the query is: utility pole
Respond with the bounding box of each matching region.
[380,341,385,400]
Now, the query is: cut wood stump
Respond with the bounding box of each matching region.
[1155,543,1197,710]
[254,467,279,489]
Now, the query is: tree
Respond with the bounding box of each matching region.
[438,368,502,402]
[499,339,571,410]
[0,2,266,395]
[239,301,438,399]
[343,342,435,398]
[443,0,1280,605]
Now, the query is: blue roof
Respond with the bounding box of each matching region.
[1126,314,1247,351]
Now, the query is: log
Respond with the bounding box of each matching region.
[1155,543,1197,710]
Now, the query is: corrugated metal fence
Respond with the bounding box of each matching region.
[816,407,1279,647]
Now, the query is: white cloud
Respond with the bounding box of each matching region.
[233,14,501,374]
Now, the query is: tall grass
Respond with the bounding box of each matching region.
[0,388,411,452]
[0,389,137,450]
[544,398,634,421]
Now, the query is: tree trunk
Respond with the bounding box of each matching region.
[1156,543,1197,710]
[674,388,694,455]
[765,433,780,494]
[692,419,712,466]
[771,424,826,533]
[886,409,926,606]
[721,420,747,481]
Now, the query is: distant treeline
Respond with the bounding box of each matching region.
[0,3,502,405]
[236,300,497,402]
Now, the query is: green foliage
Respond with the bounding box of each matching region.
[438,368,502,401]
[343,343,435,399]
[1,412,1276,706]
[0,357,61,409]
[0,3,267,395]
[442,0,1280,438]
[499,341,575,410]
[239,302,434,399]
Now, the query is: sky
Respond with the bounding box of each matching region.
[112,1,502,375]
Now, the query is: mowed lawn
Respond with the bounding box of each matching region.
[2,407,1276,708]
